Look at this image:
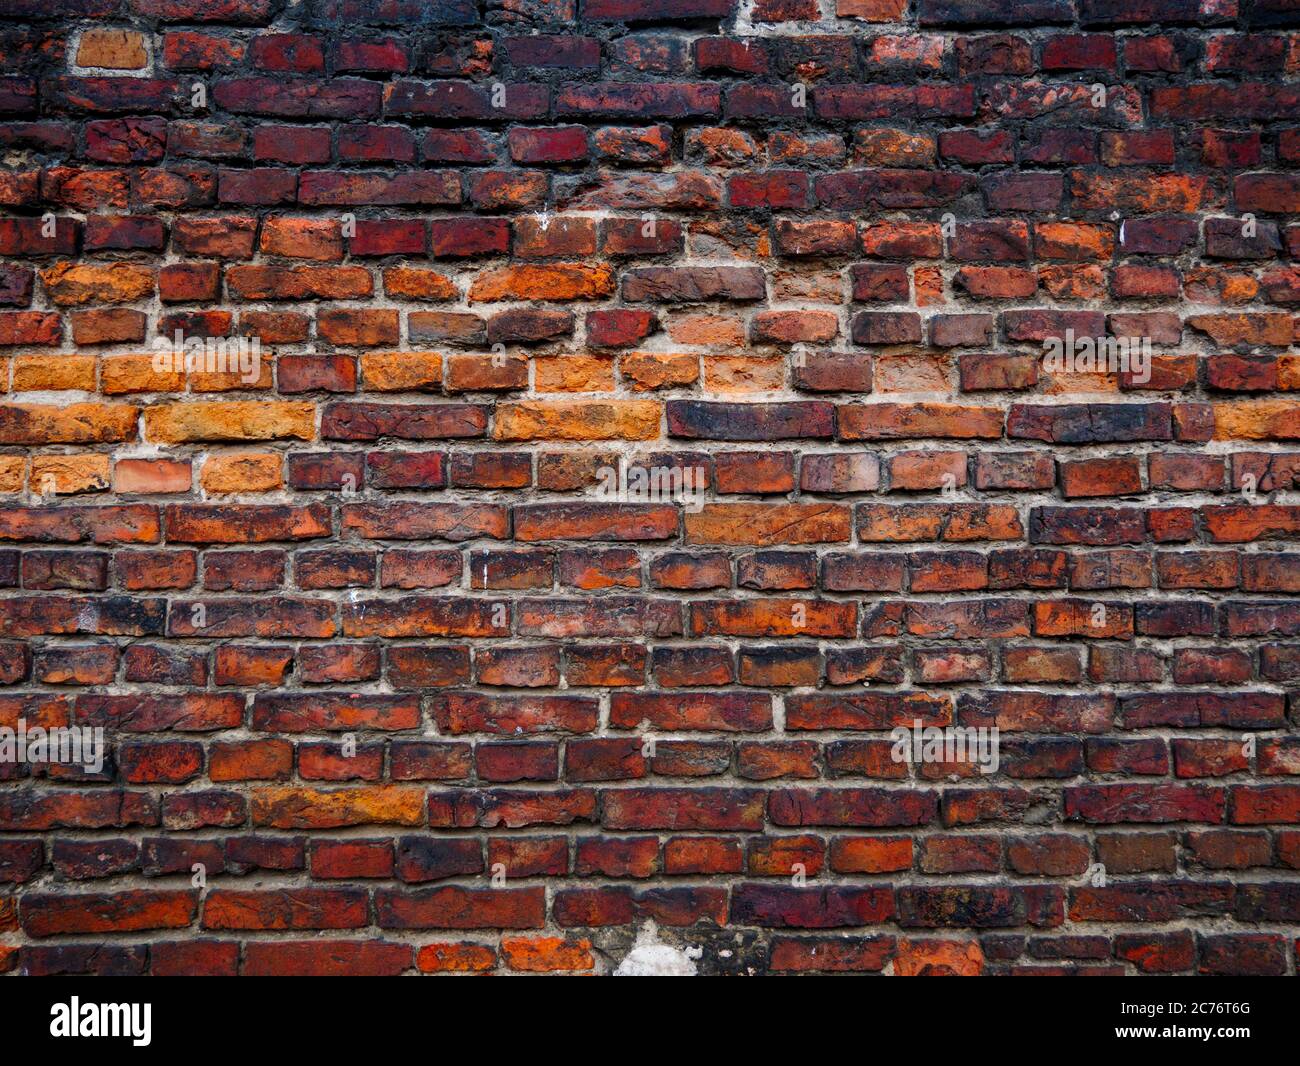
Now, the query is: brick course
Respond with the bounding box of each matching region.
[0,0,1297,976]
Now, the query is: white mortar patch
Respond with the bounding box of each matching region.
[613,921,699,976]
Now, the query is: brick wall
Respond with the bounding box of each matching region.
[0,0,1298,977]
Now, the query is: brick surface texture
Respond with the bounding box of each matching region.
[0,0,1297,978]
